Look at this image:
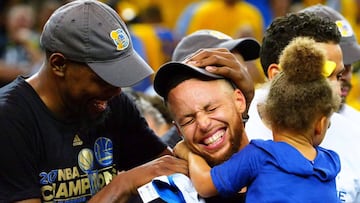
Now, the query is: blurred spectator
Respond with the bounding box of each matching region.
[144,93,183,148]
[130,91,171,137]
[130,34,154,92]
[136,4,176,64]
[245,0,293,29]
[120,4,176,93]
[175,0,264,42]
[125,89,182,148]
[35,0,62,33]
[347,61,360,111]
[337,0,359,36]
[0,3,44,87]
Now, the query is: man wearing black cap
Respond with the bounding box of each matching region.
[0,1,189,202]
[152,52,249,203]
[159,30,261,149]
[147,30,261,202]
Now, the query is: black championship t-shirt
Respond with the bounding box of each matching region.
[0,77,167,202]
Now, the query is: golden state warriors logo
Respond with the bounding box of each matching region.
[110,28,130,50]
[94,137,113,167]
[336,20,353,37]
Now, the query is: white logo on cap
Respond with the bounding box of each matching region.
[335,20,353,37]
[110,28,130,50]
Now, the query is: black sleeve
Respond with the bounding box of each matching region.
[110,93,168,170]
[0,101,41,201]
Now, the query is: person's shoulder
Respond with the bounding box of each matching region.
[321,112,360,160]
[329,111,360,132]
[239,139,272,156]
[246,87,273,141]
[317,146,341,161]
[249,139,277,150]
[339,104,360,121]
[0,77,31,109]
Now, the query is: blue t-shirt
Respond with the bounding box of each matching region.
[0,77,167,202]
[211,139,341,202]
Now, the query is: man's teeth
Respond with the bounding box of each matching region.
[204,131,224,145]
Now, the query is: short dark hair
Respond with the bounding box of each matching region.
[260,12,341,77]
[263,37,340,133]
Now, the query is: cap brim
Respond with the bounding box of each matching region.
[341,37,360,65]
[88,50,153,87]
[219,38,260,61]
[153,62,222,98]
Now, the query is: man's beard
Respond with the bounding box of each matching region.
[205,133,242,167]
[79,107,111,131]
[338,81,352,112]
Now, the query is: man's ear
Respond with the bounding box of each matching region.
[172,121,184,138]
[234,89,246,114]
[267,63,281,80]
[49,53,67,76]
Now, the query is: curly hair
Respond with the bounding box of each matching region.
[263,37,341,133]
[260,12,341,77]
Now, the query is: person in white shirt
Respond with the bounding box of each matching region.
[246,11,360,202]
[300,4,360,126]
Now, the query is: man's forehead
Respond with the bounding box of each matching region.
[316,42,344,71]
[166,79,230,106]
[315,42,342,55]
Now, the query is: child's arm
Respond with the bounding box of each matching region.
[174,141,218,197]
[188,152,218,198]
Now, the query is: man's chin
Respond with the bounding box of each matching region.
[82,107,111,127]
[204,139,241,166]
[204,150,235,167]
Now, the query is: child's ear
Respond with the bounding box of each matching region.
[315,116,329,134]
[314,116,330,145]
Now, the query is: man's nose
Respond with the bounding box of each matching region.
[196,113,211,131]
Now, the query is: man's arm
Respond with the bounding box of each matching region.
[12,149,185,203]
[88,154,188,203]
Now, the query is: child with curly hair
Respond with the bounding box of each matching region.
[174,37,342,202]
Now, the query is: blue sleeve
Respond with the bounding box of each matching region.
[210,143,263,196]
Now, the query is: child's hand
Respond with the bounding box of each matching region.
[173,140,191,161]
